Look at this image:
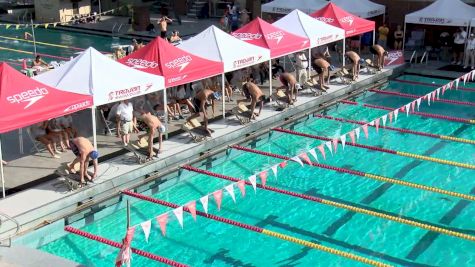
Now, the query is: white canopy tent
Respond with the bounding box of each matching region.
[34,47,165,149]
[273,9,346,75]
[404,0,475,50]
[178,25,270,117]
[331,0,385,19]
[261,0,328,15]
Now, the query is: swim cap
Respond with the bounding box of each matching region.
[212,92,222,100]
[90,150,99,160]
[359,59,365,64]
[159,125,166,133]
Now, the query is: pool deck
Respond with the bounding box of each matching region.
[0,65,403,245]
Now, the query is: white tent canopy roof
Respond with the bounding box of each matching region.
[330,0,385,18]
[261,0,328,15]
[273,9,345,48]
[405,0,475,27]
[33,47,165,106]
[178,25,270,72]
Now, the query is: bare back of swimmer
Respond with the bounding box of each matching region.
[345,51,361,80]
[187,88,221,136]
[311,58,330,90]
[237,81,265,119]
[278,72,297,104]
[369,44,387,70]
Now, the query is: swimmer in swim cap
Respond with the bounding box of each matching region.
[137,110,165,159]
[67,137,99,186]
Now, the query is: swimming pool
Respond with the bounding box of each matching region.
[21,73,475,266]
[0,27,126,68]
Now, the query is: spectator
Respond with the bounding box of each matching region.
[31,55,48,68]
[221,10,230,32]
[394,25,404,50]
[230,6,240,31]
[377,23,389,49]
[67,137,99,186]
[116,99,136,146]
[240,8,250,26]
[146,22,156,34]
[29,122,59,158]
[452,27,467,65]
[159,16,173,39]
[169,31,182,45]
[464,33,475,69]
[271,59,285,78]
[57,115,78,140]
[295,51,309,86]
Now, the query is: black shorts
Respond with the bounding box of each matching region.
[242,84,251,99]
[192,98,202,113]
[160,31,167,38]
[70,141,80,157]
[454,43,465,53]
[370,46,378,55]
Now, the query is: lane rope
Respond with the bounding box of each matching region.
[369,89,475,107]
[315,114,475,145]
[273,128,475,170]
[338,101,475,124]
[0,46,70,60]
[184,162,475,243]
[362,103,475,125]
[121,190,390,267]
[64,226,189,267]
[393,78,475,93]
[0,35,110,53]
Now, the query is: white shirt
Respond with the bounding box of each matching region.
[295,53,308,69]
[116,102,133,121]
[454,31,467,44]
[468,38,475,50]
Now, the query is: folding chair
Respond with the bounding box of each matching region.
[26,127,44,153]
[100,109,116,135]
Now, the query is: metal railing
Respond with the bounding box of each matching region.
[0,212,20,247]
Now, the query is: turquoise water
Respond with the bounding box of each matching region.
[0,27,126,68]
[36,74,475,266]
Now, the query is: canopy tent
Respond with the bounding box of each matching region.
[34,47,165,149]
[261,0,328,15]
[0,62,93,197]
[310,3,375,38]
[232,17,310,58]
[34,47,165,106]
[405,0,475,27]
[178,25,270,72]
[331,0,385,19]
[404,0,475,50]
[274,9,346,74]
[273,9,345,48]
[178,25,270,118]
[118,37,223,87]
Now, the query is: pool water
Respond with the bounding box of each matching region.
[35,74,475,266]
[0,27,127,68]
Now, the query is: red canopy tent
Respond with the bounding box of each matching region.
[0,62,93,197]
[310,3,375,38]
[232,17,310,58]
[119,37,224,87]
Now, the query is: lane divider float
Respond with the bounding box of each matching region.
[339,101,475,124]
[315,114,475,145]
[273,128,475,170]
[121,190,390,267]
[0,46,70,60]
[0,35,85,51]
[369,89,475,107]
[393,78,475,93]
[184,163,475,243]
[64,226,189,267]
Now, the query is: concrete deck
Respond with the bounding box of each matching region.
[0,66,402,244]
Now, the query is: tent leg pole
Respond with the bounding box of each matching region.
[222,74,226,119]
[91,107,97,151]
[402,23,406,51]
[342,39,346,67]
[164,92,168,140]
[0,138,5,198]
[308,48,311,79]
[268,59,272,98]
